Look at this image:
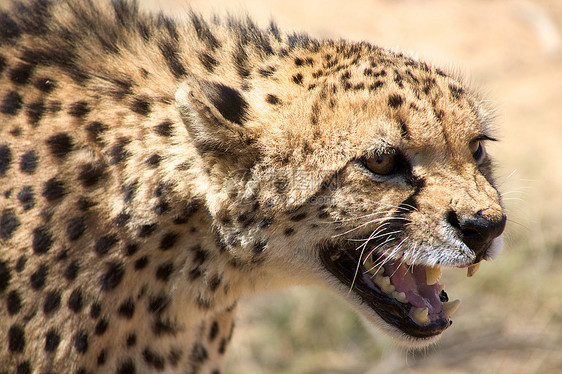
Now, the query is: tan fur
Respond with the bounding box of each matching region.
[0,0,505,372]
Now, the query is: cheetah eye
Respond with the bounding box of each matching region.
[361,153,396,176]
[469,139,486,165]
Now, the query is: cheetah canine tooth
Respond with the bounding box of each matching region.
[467,262,481,277]
[412,307,429,325]
[425,266,441,285]
[442,299,461,318]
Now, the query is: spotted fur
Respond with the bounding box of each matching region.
[0,0,506,372]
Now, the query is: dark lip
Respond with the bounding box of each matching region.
[319,245,451,339]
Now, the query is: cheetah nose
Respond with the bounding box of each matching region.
[447,210,507,262]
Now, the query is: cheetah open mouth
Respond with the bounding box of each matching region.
[320,243,466,339]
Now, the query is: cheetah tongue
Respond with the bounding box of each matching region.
[383,261,443,315]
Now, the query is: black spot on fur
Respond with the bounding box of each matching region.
[30,264,47,289]
[252,240,267,256]
[15,256,26,272]
[134,256,149,270]
[209,321,219,341]
[123,181,138,202]
[17,361,31,374]
[44,329,60,352]
[284,227,295,236]
[117,359,136,374]
[388,94,404,108]
[34,77,56,93]
[199,81,249,125]
[448,83,464,98]
[138,223,157,237]
[292,73,303,85]
[68,289,83,313]
[32,226,53,254]
[68,101,90,118]
[159,232,179,250]
[85,121,107,143]
[9,62,35,85]
[1,210,20,239]
[46,133,74,158]
[145,154,161,167]
[155,121,173,137]
[64,260,79,281]
[76,196,96,211]
[190,12,221,50]
[95,319,109,335]
[108,137,130,165]
[43,290,61,314]
[73,331,89,354]
[42,178,65,201]
[115,211,131,227]
[290,212,307,221]
[123,243,138,256]
[130,96,151,116]
[158,40,187,79]
[265,94,281,105]
[218,338,227,355]
[173,199,199,224]
[95,235,119,256]
[190,343,209,364]
[118,298,135,318]
[400,120,409,139]
[0,12,21,41]
[258,65,275,77]
[199,52,218,72]
[8,324,25,352]
[97,349,107,366]
[156,262,173,282]
[26,100,45,125]
[78,162,107,187]
[7,290,21,315]
[1,91,23,115]
[148,294,169,314]
[143,347,165,370]
[19,150,38,174]
[153,201,170,215]
[0,260,11,292]
[126,333,137,348]
[67,217,86,241]
[100,262,125,291]
[90,302,101,319]
[0,144,12,176]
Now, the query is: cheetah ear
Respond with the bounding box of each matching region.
[175,77,256,158]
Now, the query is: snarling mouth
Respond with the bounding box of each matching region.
[320,243,476,339]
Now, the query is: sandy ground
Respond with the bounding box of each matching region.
[136,0,562,373]
[44,0,557,372]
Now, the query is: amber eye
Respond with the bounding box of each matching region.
[362,153,396,176]
[469,140,486,164]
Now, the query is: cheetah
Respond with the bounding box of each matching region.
[0,0,507,372]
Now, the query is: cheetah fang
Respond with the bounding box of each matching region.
[0,0,506,371]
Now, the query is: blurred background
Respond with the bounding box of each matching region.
[142,0,560,372]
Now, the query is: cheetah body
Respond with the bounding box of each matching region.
[0,1,506,373]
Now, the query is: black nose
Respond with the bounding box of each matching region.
[447,210,507,261]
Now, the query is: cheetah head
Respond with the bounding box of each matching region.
[175,45,506,346]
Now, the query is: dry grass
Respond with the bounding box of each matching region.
[142,0,562,371]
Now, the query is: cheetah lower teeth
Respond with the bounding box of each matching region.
[374,275,395,293]
[412,307,429,325]
[392,291,408,303]
[425,266,441,285]
[467,263,480,277]
[442,299,461,318]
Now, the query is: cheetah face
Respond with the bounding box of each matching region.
[176,53,506,345]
